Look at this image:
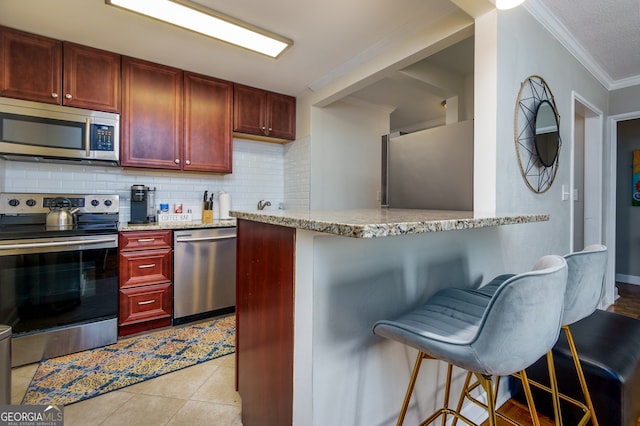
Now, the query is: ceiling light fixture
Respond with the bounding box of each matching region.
[106,0,292,58]
[495,0,526,10]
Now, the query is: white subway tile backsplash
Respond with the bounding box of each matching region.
[2,135,311,219]
[2,139,287,222]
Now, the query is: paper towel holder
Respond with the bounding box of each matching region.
[219,191,231,219]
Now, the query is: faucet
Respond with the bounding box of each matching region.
[257,200,271,210]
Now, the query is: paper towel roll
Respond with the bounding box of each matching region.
[219,192,231,219]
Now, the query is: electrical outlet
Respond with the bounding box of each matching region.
[376,191,381,201]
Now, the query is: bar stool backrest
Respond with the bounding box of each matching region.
[562,244,608,326]
[472,255,568,376]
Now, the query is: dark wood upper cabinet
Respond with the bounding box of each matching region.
[267,91,296,140]
[0,27,121,112]
[184,72,233,173]
[62,42,121,113]
[121,56,183,170]
[233,84,296,142]
[0,26,62,105]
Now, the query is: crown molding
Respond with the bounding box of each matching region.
[523,0,618,90]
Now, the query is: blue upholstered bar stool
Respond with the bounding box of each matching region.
[455,245,608,425]
[373,255,568,426]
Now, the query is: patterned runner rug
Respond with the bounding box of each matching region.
[22,315,235,406]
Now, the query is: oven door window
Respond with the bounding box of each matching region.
[0,246,118,335]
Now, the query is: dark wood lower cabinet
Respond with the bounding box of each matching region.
[236,220,295,426]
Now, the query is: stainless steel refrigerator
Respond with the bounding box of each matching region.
[381,120,473,211]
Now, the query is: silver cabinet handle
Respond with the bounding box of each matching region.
[138,264,156,269]
[65,94,72,99]
[51,93,58,98]
[185,160,191,165]
[137,238,155,243]
[138,300,155,305]
[175,235,236,243]
[175,159,180,164]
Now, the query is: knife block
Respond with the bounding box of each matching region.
[203,208,213,223]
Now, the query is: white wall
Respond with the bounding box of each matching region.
[1,139,284,222]
[310,100,390,210]
[485,7,609,275]
[610,85,640,116]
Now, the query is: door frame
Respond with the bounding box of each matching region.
[606,110,640,305]
[571,92,611,304]
[571,93,603,251]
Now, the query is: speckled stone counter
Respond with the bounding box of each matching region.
[234,208,551,425]
[230,209,548,238]
[119,219,236,232]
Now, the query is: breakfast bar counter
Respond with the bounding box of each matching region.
[231,209,548,426]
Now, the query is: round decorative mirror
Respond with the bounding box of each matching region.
[534,100,560,167]
[514,75,561,193]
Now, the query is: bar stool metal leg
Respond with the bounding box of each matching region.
[397,351,430,426]
[546,351,563,426]
[563,325,599,426]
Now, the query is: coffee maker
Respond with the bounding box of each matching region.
[130,184,152,224]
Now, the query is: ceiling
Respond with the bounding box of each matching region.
[0,0,637,131]
[533,0,640,90]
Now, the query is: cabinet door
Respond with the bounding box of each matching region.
[121,56,183,169]
[267,92,296,140]
[119,248,173,288]
[119,282,172,326]
[184,72,233,173]
[233,84,267,136]
[63,42,121,113]
[0,26,62,104]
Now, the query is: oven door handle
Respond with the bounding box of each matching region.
[0,236,117,251]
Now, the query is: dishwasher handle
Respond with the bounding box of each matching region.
[175,234,236,243]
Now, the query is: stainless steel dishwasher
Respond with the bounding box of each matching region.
[173,227,236,325]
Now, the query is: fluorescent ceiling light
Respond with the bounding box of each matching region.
[106,0,292,58]
[496,0,526,10]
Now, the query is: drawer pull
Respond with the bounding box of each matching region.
[137,238,156,243]
[138,300,155,305]
[138,263,156,269]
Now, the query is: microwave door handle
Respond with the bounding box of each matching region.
[85,118,91,157]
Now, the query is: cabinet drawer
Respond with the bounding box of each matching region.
[119,248,172,288]
[119,283,172,326]
[119,230,172,250]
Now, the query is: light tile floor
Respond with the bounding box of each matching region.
[11,353,242,426]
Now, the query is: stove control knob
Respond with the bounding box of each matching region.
[91,200,100,207]
[104,199,113,207]
[26,199,37,207]
[8,198,19,207]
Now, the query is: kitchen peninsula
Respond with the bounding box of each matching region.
[231,208,548,426]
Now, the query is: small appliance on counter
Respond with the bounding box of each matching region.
[130,184,154,224]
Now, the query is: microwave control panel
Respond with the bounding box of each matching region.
[90,124,116,152]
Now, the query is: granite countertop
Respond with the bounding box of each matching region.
[119,219,236,232]
[230,209,548,238]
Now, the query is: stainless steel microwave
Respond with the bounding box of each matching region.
[0,97,119,166]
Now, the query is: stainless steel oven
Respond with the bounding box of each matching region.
[0,193,119,366]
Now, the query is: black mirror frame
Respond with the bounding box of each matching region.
[514,75,562,194]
